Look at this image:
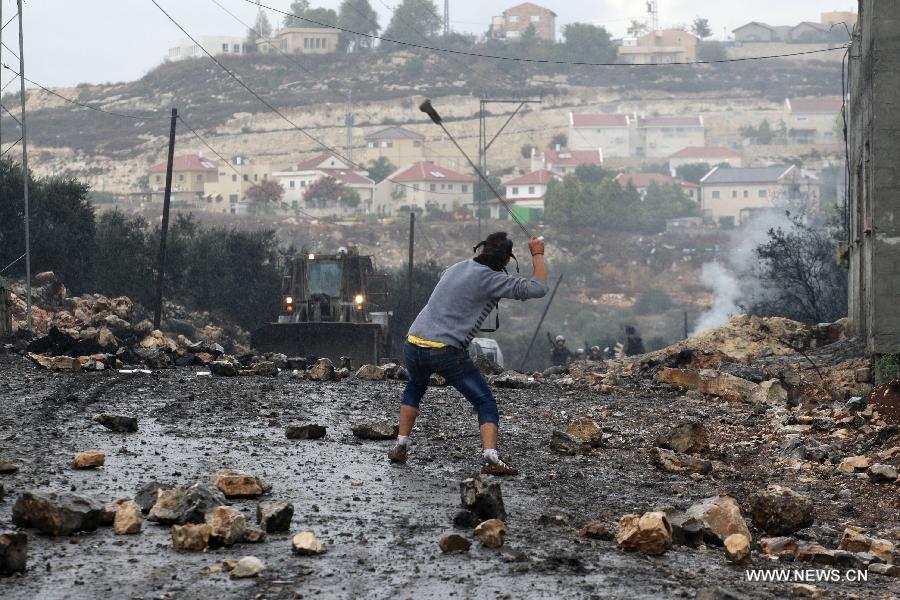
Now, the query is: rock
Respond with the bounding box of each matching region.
[724,534,751,564]
[473,355,503,375]
[27,353,82,372]
[439,533,472,554]
[459,476,506,522]
[429,373,448,386]
[666,511,705,547]
[100,499,125,525]
[135,481,169,513]
[148,483,227,525]
[684,495,752,545]
[474,519,507,548]
[650,447,712,474]
[351,421,398,440]
[869,563,900,577]
[837,527,895,563]
[0,532,27,576]
[759,536,799,559]
[171,523,212,551]
[286,357,308,371]
[657,368,760,402]
[242,527,266,543]
[205,506,246,547]
[491,371,537,389]
[230,556,265,579]
[285,424,326,440]
[91,413,138,433]
[795,543,835,565]
[656,421,709,454]
[836,455,870,473]
[257,500,294,533]
[291,530,325,555]
[792,584,825,598]
[452,510,482,529]
[867,463,898,483]
[0,461,17,474]
[565,417,601,442]
[549,430,591,455]
[72,450,105,469]
[113,500,142,535]
[616,512,672,556]
[12,490,104,536]
[578,521,613,541]
[355,364,387,381]
[251,361,278,376]
[209,360,239,377]
[211,469,263,498]
[750,380,788,405]
[307,358,335,381]
[746,486,814,535]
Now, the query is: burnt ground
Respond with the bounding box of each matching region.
[0,352,897,600]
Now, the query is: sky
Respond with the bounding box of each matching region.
[0,0,857,88]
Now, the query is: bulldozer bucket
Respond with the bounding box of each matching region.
[251,322,384,367]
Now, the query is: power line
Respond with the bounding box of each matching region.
[177,113,242,178]
[0,135,21,157]
[242,0,849,67]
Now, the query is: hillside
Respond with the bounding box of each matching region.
[0,48,846,191]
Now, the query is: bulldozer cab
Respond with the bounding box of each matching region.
[252,247,391,367]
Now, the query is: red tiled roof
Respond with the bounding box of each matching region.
[539,148,602,167]
[670,146,741,159]
[288,152,350,172]
[571,113,629,128]
[787,97,843,114]
[391,161,474,183]
[504,170,556,187]
[639,116,703,128]
[149,154,218,173]
[616,173,676,188]
[318,169,373,186]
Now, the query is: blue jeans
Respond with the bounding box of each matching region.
[401,341,500,426]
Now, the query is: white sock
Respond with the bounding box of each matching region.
[396,435,410,447]
[483,448,500,464]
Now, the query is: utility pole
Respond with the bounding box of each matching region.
[477,97,542,240]
[17,0,31,334]
[443,0,450,36]
[345,90,354,162]
[519,273,563,371]
[154,108,178,331]
[407,212,415,319]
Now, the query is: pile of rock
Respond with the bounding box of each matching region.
[439,476,508,553]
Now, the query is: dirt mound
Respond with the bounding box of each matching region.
[868,379,900,425]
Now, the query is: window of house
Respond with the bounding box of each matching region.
[197,175,203,183]
[304,38,310,49]
[448,184,453,191]
[413,141,421,147]
[178,174,184,182]
[743,190,749,198]
[509,15,519,23]
[232,175,237,182]
[758,189,768,198]
[531,15,540,22]
[440,183,445,190]
[367,142,375,148]
[731,190,737,199]
[413,184,419,192]
[233,44,240,53]
[430,184,436,192]
[512,187,519,195]
[156,175,162,183]
[254,174,258,181]
[229,194,238,203]
[290,181,295,189]
[301,180,307,187]
[711,191,721,199]
[322,38,327,49]
[222,43,229,52]
[529,186,535,195]
[462,184,468,193]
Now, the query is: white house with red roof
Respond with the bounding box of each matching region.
[636,115,705,158]
[486,169,560,221]
[373,161,474,216]
[272,153,375,216]
[530,146,603,176]
[568,112,633,157]
[668,146,743,176]
[783,97,844,144]
[616,172,700,202]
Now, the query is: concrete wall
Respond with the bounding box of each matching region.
[848,0,900,354]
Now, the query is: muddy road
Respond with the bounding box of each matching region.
[0,353,897,599]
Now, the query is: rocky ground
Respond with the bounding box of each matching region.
[1,317,899,599]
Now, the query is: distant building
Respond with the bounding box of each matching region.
[202,156,272,213]
[668,146,742,176]
[490,3,557,43]
[732,22,781,43]
[147,154,219,203]
[615,173,699,202]
[784,97,844,144]
[257,27,340,55]
[617,29,699,65]
[493,169,559,222]
[272,153,374,217]
[636,116,705,158]
[168,37,244,61]
[531,146,603,175]
[791,22,831,43]
[568,113,633,158]
[733,17,851,43]
[361,126,426,170]
[821,11,857,30]
[699,165,819,226]
[373,161,474,217]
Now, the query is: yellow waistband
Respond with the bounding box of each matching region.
[408,335,448,348]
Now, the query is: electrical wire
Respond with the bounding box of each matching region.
[242,0,849,67]
[0,252,26,274]
[177,113,242,178]
[0,135,21,157]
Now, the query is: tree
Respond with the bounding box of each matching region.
[676,162,713,183]
[283,1,310,27]
[520,144,535,159]
[691,17,712,39]
[245,8,274,53]
[639,182,700,233]
[337,0,380,52]
[246,179,285,205]
[559,23,616,64]
[303,176,360,210]
[382,0,442,45]
[549,132,567,148]
[757,120,774,145]
[697,41,727,62]
[627,19,649,38]
[403,55,425,78]
[367,157,396,184]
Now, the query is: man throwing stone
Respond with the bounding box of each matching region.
[388,232,548,475]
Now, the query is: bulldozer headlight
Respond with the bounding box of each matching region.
[354,294,365,305]
[308,253,316,261]
[285,296,294,305]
